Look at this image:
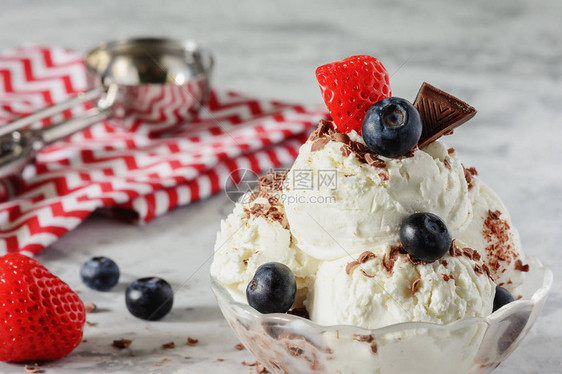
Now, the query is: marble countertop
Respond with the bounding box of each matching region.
[1,0,561,373]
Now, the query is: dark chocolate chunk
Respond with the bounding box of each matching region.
[414,82,477,147]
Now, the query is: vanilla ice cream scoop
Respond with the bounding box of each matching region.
[210,173,318,306]
[306,241,495,329]
[283,123,472,260]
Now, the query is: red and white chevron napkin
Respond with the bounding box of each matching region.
[0,46,326,255]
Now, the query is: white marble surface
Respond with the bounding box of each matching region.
[1,0,561,373]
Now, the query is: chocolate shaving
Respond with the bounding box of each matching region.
[286,344,304,357]
[282,338,325,371]
[245,177,287,225]
[443,159,451,169]
[346,251,377,274]
[84,303,97,313]
[450,241,493,279]
[268,211,284,223]
[414,82,477,147]
[406,253,429,265]
[411,278,421,294]
[340,144,353,157]
[353,334,374,343]
[358,251,377,263]
[382,246,402,272]
[248,191,259,202]
[514,259,530,272]
[360,269,375,278]
[483,209,518,276]
[442,273,454,282]
[112,339,132,349]
[441,260,448,266]
[352,141,370,154]
[308,119,333,141]
[162,342,175,349]
[447,147,455,154]
[462,247,481,262]
[370,343,378,355]
[482,264,492,279]
[24,365,43,373]
[216,358,224,362]
[463,165,478,190]
[256,362,270,374]
[311,138,330,152]
[186,337,199,346]
[234,343,245,351]
[378,171,390,181]
[311,119,391,168]
[250,203,266,216]
[365,153,386,168]
[256,170,288,194]
[465,166,478,176]
[333,132,351,144]
[345,261,358,275]
[449,240,463,257]
[242,361,257,367]
[247,170,288,206]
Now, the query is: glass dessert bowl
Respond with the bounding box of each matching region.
[212,255,551,374]
[210,55,552,374]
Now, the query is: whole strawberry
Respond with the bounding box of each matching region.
[316,55,391,134]
[0,253,86,362]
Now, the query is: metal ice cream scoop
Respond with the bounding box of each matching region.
[0,37,214,180]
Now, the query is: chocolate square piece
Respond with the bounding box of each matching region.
[414,82,477,147]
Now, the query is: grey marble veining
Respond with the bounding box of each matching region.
[0,0,561,373]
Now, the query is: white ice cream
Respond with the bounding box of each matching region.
[211,120,529,330]
[283,132,473,260]
[307,241,495,329]
[210,194,318,305]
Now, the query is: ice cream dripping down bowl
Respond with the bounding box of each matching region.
[0,37,213,184]
[211,255,551,374]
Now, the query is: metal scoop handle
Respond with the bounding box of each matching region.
[0,87,105,137]
[37,84,117,144]
[0,108,113,179]
[0,85,116,179]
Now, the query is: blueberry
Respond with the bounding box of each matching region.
[361,97,422,158]
[80,256,120,291]
[400,212,452,262]
[125,277,174,321]
[493,286,515,312]
[246,262,296,314]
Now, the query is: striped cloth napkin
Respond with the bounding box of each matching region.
[0,46,325,255]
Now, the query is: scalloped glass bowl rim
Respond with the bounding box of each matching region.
[211,255,552,336]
